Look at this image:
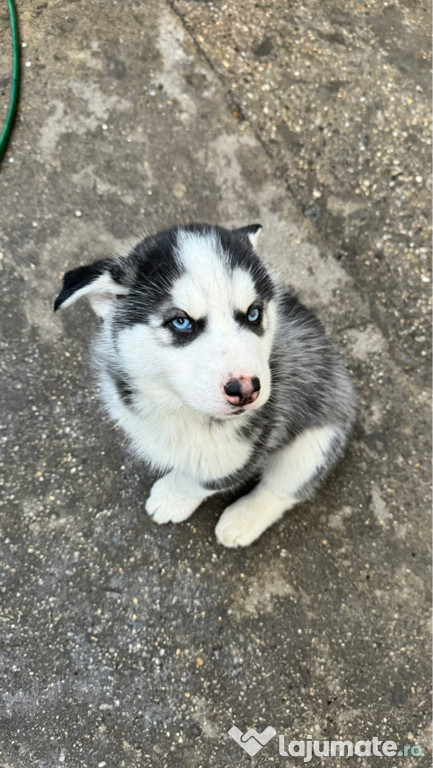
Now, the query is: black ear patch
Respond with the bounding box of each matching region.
[233,223,262,239]
[54,260,107,312]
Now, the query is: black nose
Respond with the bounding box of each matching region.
[223,376,261,405]
[224,379,242,398]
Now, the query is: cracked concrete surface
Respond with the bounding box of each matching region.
[172,0,432,386]
[0,1,431,766]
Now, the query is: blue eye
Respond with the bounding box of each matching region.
[247,306,261,323]
[170,316,192,332]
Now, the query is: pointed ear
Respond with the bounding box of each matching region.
[233,223,262,250]
[54,258,130,318]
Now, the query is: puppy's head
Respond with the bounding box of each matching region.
[55,223,277,419]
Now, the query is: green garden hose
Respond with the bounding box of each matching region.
[0,0,20,163]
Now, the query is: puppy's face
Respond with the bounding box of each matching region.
[55,224,277,419]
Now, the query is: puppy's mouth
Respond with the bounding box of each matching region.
[227,406,245,416]
[222,397,263,417]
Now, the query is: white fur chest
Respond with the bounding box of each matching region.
[100,370,252,482]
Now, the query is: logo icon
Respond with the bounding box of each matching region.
[228,725,277,756]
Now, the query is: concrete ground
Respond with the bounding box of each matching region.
[0,1,431,766]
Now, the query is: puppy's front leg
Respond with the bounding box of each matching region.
[215,484,289,548]
[216,425,343,547]
[146,470,216,525]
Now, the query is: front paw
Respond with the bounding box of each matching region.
[215,497,264,548]
[145,475,203,525]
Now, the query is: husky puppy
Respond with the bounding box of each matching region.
[55,223,355,547]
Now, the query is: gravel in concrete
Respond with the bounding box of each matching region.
[0,1,431,766]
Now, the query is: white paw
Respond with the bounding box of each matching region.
[146,475,204,525]
[215,497,265,548]
[215,487,289,548]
